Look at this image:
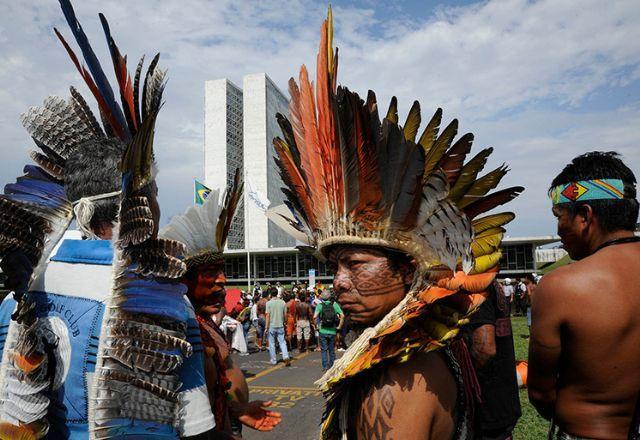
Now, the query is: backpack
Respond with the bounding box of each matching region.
[320,301,338,328]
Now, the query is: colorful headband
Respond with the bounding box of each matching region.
[549,178,625,205]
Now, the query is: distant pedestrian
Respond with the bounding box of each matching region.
[285,292,297,350]
[238,297,252,347]
[502,278,514,315]
[314,290,343,371]
[523,274,536,328]
[265,288,290,366]
[295,292,314,353]
[255,292,268,351]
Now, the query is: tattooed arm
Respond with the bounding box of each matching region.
[354,351,457,440]
[470,324,497,369]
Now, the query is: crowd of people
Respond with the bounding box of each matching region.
[225,281,348,371]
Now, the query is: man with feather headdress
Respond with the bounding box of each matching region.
[161,174,283,437]
[0,2,215,438]
[268,8,523,439]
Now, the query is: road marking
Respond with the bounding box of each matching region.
[250,385,323,409]
[246,351,311,383]
[250,386,319,392]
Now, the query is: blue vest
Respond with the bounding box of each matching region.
[0,239,212,439]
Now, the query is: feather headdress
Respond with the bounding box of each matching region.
[160,169,243,269]
[271,9,525,439]
[270,7,523,276]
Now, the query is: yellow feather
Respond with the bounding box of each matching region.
[403,100,421,143]
[386,96,398,123]
[423,119,457,178]
[418,107,442,152]
[471,231,504,257]
[457,165,509,208]
[448,148,493,202]
[475,226,506,239]
[471,250,502,274]
[472,212,515,234]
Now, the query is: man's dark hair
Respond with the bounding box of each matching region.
[550,151,638,232]
[298,292,306,302]
[65,138,126,231]
[269,287,278,297]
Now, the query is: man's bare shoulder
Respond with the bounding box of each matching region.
[355,351,457,438]
[536,257,600,303]
[384,351,457,408]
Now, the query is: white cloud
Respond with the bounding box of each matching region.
[0,0,638,236]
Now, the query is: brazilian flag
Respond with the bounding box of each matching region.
[194,179,211,205]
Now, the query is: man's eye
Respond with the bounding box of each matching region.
[348,261,364,268]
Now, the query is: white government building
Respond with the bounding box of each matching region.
[201,73,568,287]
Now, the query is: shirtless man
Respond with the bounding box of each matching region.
[183,260,282,436]
[294,291,314,353]
[529,152,640,439]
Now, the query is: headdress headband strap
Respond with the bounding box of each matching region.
[548,178,625,205]
[72,190,122,239]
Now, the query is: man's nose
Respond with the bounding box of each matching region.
[215,273,227,285]
[333,269,352,295]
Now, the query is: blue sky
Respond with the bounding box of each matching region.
[1,0,639,238]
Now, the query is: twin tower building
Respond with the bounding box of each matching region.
[204,74,330,285]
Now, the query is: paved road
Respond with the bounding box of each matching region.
[234,348,332,440]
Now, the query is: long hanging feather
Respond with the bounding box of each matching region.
[132,56,145,128]
[69,87,105,139]
[141,54,160,122]
[216,168,243,250]
[99,13,137,134]
[56,0,129,140]
[54,28,126,141]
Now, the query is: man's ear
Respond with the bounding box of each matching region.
[576,204,594,226]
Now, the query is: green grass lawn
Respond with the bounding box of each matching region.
[511,316,549,439]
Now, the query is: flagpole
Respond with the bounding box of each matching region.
[244,169,251,291]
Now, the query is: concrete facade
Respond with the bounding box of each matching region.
[204,78,245,249]
[204,73,293,252]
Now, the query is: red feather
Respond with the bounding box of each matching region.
[316,20,343,216]
[274,138,317,226]
[297,66,327,214]
[54,28,126,140]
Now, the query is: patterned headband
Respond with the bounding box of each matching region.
[549,178,625,205]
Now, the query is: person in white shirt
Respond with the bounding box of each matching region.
[503,278,514,316]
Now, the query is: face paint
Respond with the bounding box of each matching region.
[185,261,227,317]
[328,246,412,327]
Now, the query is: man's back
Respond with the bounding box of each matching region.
[534,242,640,438]
[266,298,286,328]
[257,297,268,316]
[295,301,311,322]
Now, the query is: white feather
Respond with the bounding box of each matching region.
[159,189,224,255]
